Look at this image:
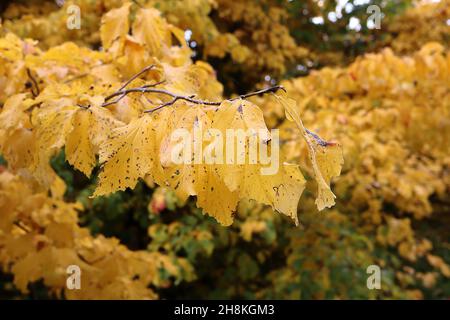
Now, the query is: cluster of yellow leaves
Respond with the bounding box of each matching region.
[4,0,446,91]
[92,98,309,226]
[275,91,343,211]
[100,2,192,72]
[0,0,447,300]
[258,42,450,291]
[0,33,33,102]
[0,3,342,228]
[212,0,309,81]
[1,0,247,62]
[0,170,194,299]
[0,1,343,300]
[143,0,251,63]
[1,0,124,49]
[1,0,309,86]
[383,0,450,54]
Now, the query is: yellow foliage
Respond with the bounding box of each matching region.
[1,0,448,300]
[0,5,340,226]
[384,0,450,54]
[258,43,450,286]
[0,171,194,299]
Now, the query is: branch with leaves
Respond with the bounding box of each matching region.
[99,66,329,149]
[98,65,286,112]
[0,2,343,232]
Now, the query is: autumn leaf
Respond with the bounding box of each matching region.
[157,104,239,225]
[100,2,131,58]
[94,115,155,196]
[211,99,305,224]
[0,94,35,170]
[275,91,343,211]
[31,99,123,184]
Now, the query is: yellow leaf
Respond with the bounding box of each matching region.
[132,8,190,65]
[66,109,96,176]
[195,164,239,226]
[158,105,210,201]
[94,115,155,196]
[275,91,343,211]
[100,2,131,58]
[212,100,305,224]
[32,100,122,183]
[132,8,170,58]
[32,98,77,187]
[156,105,239,225]
[0,94,35,170]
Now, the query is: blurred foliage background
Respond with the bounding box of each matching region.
[0,0,449,299]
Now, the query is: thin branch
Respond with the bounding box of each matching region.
[76,252,108,265]
[26,68,40,97]
[105,64,155,101]
[117,64,155,92]
[100,65,285,111]
[231,85,285,101]
[143,91,221,113]
[145,94,196,113]
[57,69,278,121]
[305,128,337,147]
[143,85,285,113]
[102,93,127,108]
[102,81,164,108]
[141,80,165,88]
[77,103,90,110]
[13,221,31,233]
[102,85,285,112]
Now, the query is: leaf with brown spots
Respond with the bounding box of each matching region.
[275,91,343,211]
[211,99,306,224]
[93,115,155,196]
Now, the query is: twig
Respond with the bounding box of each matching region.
[100,65,285,111]
[26,68,40,97]
[103,85,285,112]
[77,104,90,110]
[141,80,165,88]
[143,91,221,112]
[305,128,336,147]
[76,252,108,265]
[145,94,196,113]
[100,65,156,107]
[143,85,285,113]
[102,82,165,108]
[231,85,286,101]
[115,64,155,94]
[102,93,128,108]
[13,221,31,233]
